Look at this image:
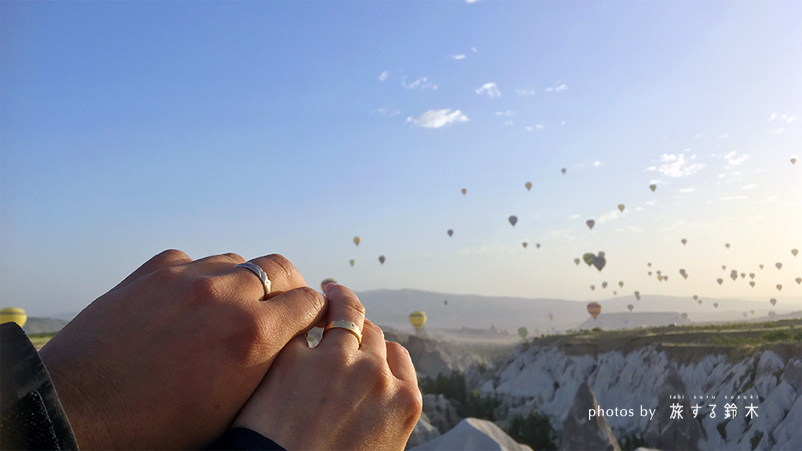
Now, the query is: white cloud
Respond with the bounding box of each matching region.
[719,134,729,139]
[548,229,577,242]
[693,133,704,139]
[495,110,515,117]
[545,82,568,93]
[645,166,657,171]
[451,54,466,60]
[592,161,601,167]
[679,187,696,193]
[406,109,469,129]
[374,107,400,117]
[649,179,664,185]
[782,114,796,123]
[767,113,776,121]
[724,152,749,167]
[598,210,620,223]
[378,71,389,82]
[471,47,478,53]
[768,113,796,123]
[476,83,501,97]
[615,225,644,233]
[536,124,545,130]
[466,0,480,3]
[402,76,437,90]
[769,128,786,135]
[460,244,515,256]
[657,153,705,177]
[568,214,580,219]
[525,126,533,132]
[742,184,758,190]
[504,120,514,127]
[515,89,536,96]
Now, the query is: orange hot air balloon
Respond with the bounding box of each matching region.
[587,302,602,320]
[461,188,467,195]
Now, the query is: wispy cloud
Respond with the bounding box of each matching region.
[768,113,796,123]
[742,184,758,190]
[503,120,514,127]
[545,81,568,93]
[769,128,786,135]
[459,244,515,256]
[693,133,704,139]
[719,134,729,139]
[515,89,536,96]
[598,210,620,223]
[723,151,749,167]
[536,124,545,130]
[679,187,696,193]
[471,47,478,53]
[568,214,581,219]
[402,76,437,90]
[374,107,400,117]
[406,109,469,129]
[495,110,515,117]
[451,54,466,60]
[593,161,601,167]
[548,229,577,242]
[615,225,644,233]
[466,0,481,3]
[525,126,533,132]
[476,83,501,97]
[378,71,389,82]
[657,153,705,177]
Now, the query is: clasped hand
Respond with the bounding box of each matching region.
[39,250,422,450]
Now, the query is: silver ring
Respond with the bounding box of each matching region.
[234,262,271,299]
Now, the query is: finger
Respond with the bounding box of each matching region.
[318,284,365,351]
[255,286,328,355]
[386,341,417,383]
[358,319,387,360]
[246,254,307,300]
[114,249,192,289]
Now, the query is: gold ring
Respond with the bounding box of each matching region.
[323,320,362,345]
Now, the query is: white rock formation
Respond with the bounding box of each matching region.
[410,418,533,451]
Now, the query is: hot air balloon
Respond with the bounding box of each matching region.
[657,275,664,281]
[409,311,427,331]
[713,302,719,308]
[722,265,727,270]
[509,216,518,227]
[601,282,608,289]
[518,327,528,339]
[776,284,782,291]
[444,300,448,306]
[698,300,703,305]
[750,309,755,315]
[350,259,355,267]
[656,270,662,275]
[583,253,595,267]
[796,277,801,285]
[792,158,797,165]
[587,302,602,320]
[548,313,554,321]
[593,255,606,272]
[730,270,738,281]
[461,188,467,195]
[574,258,581,266]
[759,264,764,270]
[586,219,595,230]
[693,295,698,301]
[613,291,617,295]
[590,285,596,291]
[649,184,657,192]
[447,229,454,237]
[618,281,624,288]
[769,311,777,320]
[647,263,652,267]
[717,278,724,285]
[749,273,755,279]
[681,238,687,245]
[627,304,634,312]
[681,313,688,320]
[740,273,746,279]
[353,237,361,246]
[522,242,528,249]
[536,243,541,249]
[618,204,625,213]
[648,271,652,276]
[525,182,532,191]
[725,243,731,249]
[0,307,27,327]
[561,168,566,174]
[379,255,386,264]
[320,278,337,293]
[634,291,640,300]
[770,298,777,306]
[792,249,798,257]
[749,281,755,287]
[679,269,687,279]
[776,262,783,270]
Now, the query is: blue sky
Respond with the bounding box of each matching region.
[1,1,800,317]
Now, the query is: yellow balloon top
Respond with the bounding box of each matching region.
[0,307,28,328]
[409,311,427,331]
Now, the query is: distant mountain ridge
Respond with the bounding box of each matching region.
[355,288,802,332]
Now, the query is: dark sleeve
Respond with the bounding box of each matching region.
[0,323,77,451]
[208,427,286,451]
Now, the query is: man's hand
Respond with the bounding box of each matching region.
[39,250,327,450]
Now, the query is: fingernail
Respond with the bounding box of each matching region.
[325,282,338,297]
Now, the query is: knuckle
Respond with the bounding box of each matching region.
[386,341,410,359]
[150,265,185,285]
[396,383,424,422]
[156,249,190,263]
[223,252,245,264]
[188,276,222,301]
[296,287,325,312]
[267,254,298,283]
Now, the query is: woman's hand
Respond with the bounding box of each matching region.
[39,250,327,450]
[233,283,423,451]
